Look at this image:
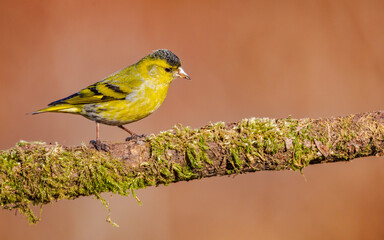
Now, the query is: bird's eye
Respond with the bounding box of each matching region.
[164,68,172,72]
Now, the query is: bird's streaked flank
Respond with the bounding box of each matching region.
[33,49,190,149]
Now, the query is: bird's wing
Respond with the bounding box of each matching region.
[48,76,144,106]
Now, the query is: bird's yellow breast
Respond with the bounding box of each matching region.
[81,81,170,126]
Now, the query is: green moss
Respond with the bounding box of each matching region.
[0,119,321,224]
[3,113,383,225]
[148,117,320,176]
[0,141,147,226]
[148,124,215,181]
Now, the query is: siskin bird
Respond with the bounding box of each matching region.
[33,49,190,149]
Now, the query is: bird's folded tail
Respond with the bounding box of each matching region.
[31,104,82,115]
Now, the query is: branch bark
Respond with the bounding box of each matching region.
[1,111,384,224]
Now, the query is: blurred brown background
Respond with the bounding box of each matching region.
[1,0,384,239]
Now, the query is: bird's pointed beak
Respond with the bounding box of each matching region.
[175,67,191,80]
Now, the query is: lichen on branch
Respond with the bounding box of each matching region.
[1,111,384,225]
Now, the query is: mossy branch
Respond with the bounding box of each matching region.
[1,111,384,225]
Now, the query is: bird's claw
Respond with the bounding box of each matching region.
[90,140,110,152]
[125,134,146,142]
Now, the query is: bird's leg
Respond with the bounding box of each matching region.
[96,122,100,142]
[118,125,146,141]
[90,122,110,151]
[118,125,135,136]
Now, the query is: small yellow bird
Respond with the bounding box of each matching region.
[33,49,190,149]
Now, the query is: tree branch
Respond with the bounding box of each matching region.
[1,111,384,224]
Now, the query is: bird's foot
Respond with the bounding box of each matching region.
[90,140,110,152]
[125,134,146,142]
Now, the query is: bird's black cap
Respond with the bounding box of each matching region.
[150,49,181,67]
